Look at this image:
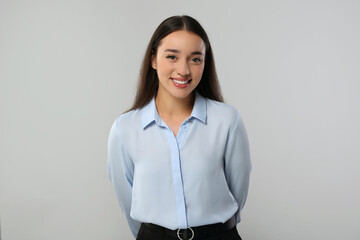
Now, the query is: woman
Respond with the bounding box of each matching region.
[108,15,251,240]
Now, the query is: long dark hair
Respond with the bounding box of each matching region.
[128,15,223,111]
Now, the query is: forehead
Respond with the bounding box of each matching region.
[158,30,206,54]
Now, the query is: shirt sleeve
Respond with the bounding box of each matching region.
[224,110,252,223]
[107,118,141,238]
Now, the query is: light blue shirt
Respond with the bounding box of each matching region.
[107,92,251,238]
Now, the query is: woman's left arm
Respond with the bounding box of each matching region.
[224,110,252,223]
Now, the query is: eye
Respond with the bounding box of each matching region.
[190,57,203,64]
[166,55,177,61]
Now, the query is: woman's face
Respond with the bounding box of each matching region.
[152,30,206,101]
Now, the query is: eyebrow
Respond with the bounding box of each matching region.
[164,49,204,55]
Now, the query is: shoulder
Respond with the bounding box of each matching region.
[110,109,142,138]
[206,98,240,127]
[205,99,249,145]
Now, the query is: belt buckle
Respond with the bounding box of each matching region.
[177,227,194,240]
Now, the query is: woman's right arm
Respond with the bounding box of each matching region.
[107,118,141,238]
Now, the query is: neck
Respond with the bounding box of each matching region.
[155,92,195,118]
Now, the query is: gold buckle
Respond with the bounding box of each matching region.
[177,227,194,240]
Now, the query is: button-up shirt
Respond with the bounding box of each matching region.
[107,92,251,238]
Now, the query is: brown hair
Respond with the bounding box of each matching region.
[128,15,223,111]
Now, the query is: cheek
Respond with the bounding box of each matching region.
[192,65,205,78]
[157,60,173,75]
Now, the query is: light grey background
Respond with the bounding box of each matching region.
[1,0,359,239]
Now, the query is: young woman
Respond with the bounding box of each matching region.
[108,15,251,240]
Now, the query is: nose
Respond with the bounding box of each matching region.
[176,59,190,76]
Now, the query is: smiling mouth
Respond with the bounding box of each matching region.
[171,78,192,85]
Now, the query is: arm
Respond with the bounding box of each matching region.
[224,110,252,223]
[107,118,141,238]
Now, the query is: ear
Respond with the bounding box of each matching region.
[151,55,157,69]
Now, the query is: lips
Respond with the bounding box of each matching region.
[171,78,191,88]
[171,78,192,88]
[171,78,191,84]
[173,79,190,84]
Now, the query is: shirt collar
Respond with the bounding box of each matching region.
[141,92,207,129]
[141,97,158,129]
[191,92,207,124]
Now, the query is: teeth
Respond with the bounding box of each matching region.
[172,79,190,84]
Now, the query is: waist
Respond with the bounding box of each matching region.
[143,215,236,240]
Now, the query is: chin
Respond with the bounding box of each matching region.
[171,90,194,100]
